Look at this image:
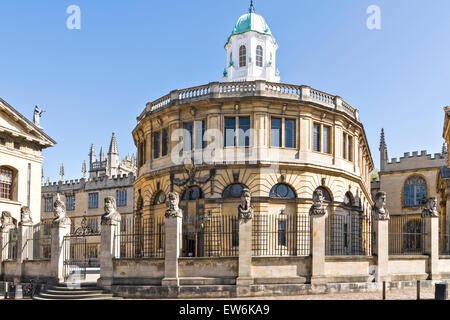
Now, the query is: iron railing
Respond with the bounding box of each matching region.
[326,214,372,256]
[1,228,18,261]
[252,214,310,257]
[118,215,165,259]
[23,223,52,260]
[389,215,425,255]
[181,215,238,257]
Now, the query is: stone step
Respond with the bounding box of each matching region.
[45,289,106,295]
[48,286,101,292]
[35,292,114,300]
[33,295,115,301]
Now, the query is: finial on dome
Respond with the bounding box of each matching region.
[249,0,255,13]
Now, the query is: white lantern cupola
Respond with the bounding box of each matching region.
[222,1,280,83]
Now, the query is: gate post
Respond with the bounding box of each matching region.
[422,197,441,280]
[162,192,183,287]
[15,209,33,284]
[50,198,72,284]
[98,196,121,290]
[309,189,328,284]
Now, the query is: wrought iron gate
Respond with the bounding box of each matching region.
[63,216,100,282]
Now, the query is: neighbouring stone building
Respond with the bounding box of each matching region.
[40,133,136,260]
[0,100,55,224]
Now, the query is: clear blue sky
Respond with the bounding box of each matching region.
[1,0,449,181]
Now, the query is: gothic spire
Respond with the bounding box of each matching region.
[380,128,386,150]
[59,163,65,182]
[108,132,119,155]
[249,0,255,13]
[380,128,388,172]
[89,144,96,164]
[100,147,105,162]
[82,160,86,179]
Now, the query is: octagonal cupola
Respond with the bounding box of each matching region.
[222,1,280,83]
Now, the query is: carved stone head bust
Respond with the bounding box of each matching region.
[1,211,16,232]
[372,191,390,221]
[309,189,327,216]
[165,192,183,218]
[422,197,440,218]
[102,196,121,225]
[52,198,71,227]
[19,206,33,226]
[238,188,254,221]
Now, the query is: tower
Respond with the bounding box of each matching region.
[222,1,280,83]
[107,132,119,177]
[380,128,388,172]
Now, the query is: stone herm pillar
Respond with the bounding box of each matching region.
[372,191,391,283]
[98,196,121,290]
[15,206,34,285]
[422,197,441,280]
[0,211,16,261]
[309,189,327,284]
[236,188,254,295]
[50,196,72,284]
[162,192,183,287]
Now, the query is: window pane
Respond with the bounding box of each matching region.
[313,124,321,152]
[323,126,331,154]
[285,119,295,148]
[183,123,193,151]
[162,129,168,156]
[153,132,160,159]
[404,184,409,206]
[256,45,263,67]
[343,133,347,159]
[195,120,205,149]
[225,117,236,147]
[239,45,246,67]
[348,135,353,161]
[271,117,282,148]
[238,117,250,147]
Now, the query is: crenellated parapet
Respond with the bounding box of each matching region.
[383,150,446,172]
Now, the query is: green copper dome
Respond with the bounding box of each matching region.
[225,4,274,46]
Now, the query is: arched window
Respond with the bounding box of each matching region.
[239,45,246,67]
[343,192,353,207]
[256,45,263,67]
[315,187,332,202]
[153,191,166,205]
[181,186,204,201]
[404,176,426,207]
[222,184,248,198]
[269,184,296,199]
[0,167,13,200]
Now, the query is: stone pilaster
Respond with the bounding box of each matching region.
[162,216,182,287]
[424,216,440,279]
[50,223,71,284]
[15,224,33,284]
[310,213,327,284]
[373,219,389,282]
[98,220,120,290]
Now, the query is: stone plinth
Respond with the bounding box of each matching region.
[15,224,33,284]
[162,216,182,287]
[424,216,439,279]
[98,220,120,290]
[236,218,253,287]
[50,223,71,284]
[373,219,389,282]
[310,214,326,284]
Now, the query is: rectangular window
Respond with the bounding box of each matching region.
[0,167,13,200]
[313,123,321,152]
[183,123,193,151]
[271,117,282,148]
[88,193,99,209]
[343,132,353,161]
[116,190,127,207]
[153,132,160,159]
[42,245,51,259]
[278,220,286,246]
[238,117,250,147]
[347,135,353,161]
[323,126,331,154]
[162,128,168,156]
[225,117,236,147]
[343,133,347,159]
[195,120,205,149]
[66,195,75,211]
[44,197,53,212]
[285,119,295,149]
[87,217,98,233]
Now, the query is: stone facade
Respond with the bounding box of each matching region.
[0,98,55,224]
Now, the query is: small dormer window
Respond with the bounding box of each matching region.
[256,45,263,67]
[239,45,246,67]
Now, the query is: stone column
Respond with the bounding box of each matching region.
[373,219,389,282]
[50,223,71,284]
[161,215,182,287]
[424,216,439,280]
[310,214,327,284]
[98,220,120,290]
[15,223,33,284]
